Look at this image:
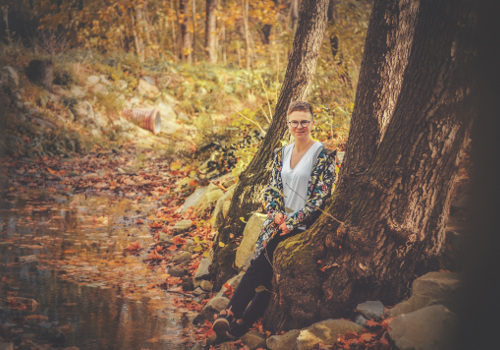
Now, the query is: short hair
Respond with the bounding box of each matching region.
[287,100,314,119]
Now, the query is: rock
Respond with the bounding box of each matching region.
[235,212,267,269]
[266,329,301,350]
[168,266,187,277]
[386,271,463,318]
[71,100,95,121]
[87,75,100,86]
[1,66,19,88]
[356,300,385,320]
[115,80,128,91]
[241,331,266,350]
[194,257,212,280]
[192,296,230,325]
[0,342,14,350]
[388,305,459,350]
[137,78,160,97]
[182,183,223,214]
[193,287,208,296]
[172,251,192,263]
[172,220,194,233]
[215,272,245,298]
[92,83,108,95]
[296,319,364,350]
[190,343,203,350]
[70,85,86,99]
[19,255,38,263]
[354,314,367,326]
[200,280,213,291]
[211,183,237,229]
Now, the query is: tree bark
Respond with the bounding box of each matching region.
[205,0,218,63]
[210,0,329,289]
[264,0,477,332]
[241,0,252,69]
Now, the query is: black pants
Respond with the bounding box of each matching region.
[226,234,287,326]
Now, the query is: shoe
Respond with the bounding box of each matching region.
[227,321,249,340]
[212,312,232,338]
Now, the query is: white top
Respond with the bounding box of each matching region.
[281,141,322,215]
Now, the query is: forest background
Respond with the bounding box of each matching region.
[0,0,370,160]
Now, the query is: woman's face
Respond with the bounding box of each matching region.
[288,110,314,141]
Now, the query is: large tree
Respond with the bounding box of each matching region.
[263,0,477,331]
[211,0,329,288]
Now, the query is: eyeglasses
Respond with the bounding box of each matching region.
[288,120,312,128]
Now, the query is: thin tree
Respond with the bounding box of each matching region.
[263,0,478,331]
[205,0,218,63]
[211,0,329,288]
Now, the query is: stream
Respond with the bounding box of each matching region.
[0,188,190,349]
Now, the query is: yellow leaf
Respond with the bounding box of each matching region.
[218,242,226,248]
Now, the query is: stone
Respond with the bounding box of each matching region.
[241,331,266,350]
[92,83,108,95]
[296,319,364,350]
[192,296,230,325]
[1,66,19,87]
[192,287,208,296]
[388,305,459,350]
[70,85,86,99]
[168,266,186,277]
[194,257,212,280]
[386,271,463,318]
[72,100,95,121]
[211,183,237,229]
[137,78,160,97]
[354,314,367,326]
[0,342,14,350]
[266,329,301,350]
[190,342,203,350]
[356,300,385,320]
[215,272,245,298]
[200,280,213,291]
[235,212,267,269]
[172,220,193,233]
[172,251,192,263]
[115,80,128,91]
[182,183,223,214]
[87,75,100,86]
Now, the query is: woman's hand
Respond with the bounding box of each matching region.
[279,222,291,235]
[274,212,286,225]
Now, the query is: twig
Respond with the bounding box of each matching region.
[283,181,343,225]
[235,109,266,134]
[257,73,272,123]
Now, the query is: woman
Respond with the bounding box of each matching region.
[212,100,337,339]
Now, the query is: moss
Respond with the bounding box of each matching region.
[277,232,317,270]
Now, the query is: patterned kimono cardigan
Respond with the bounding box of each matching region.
[254,144,337,257]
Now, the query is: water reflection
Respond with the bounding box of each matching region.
[0,189,186,349]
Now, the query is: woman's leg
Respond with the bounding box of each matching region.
[226,249,274,318]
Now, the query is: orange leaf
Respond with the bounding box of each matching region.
[167,245,177,252]
[172,236,186,245]
[125,241,142,251]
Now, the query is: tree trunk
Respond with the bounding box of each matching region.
[205,0,218,63]
[210,0,329,289]
[241,0,252,69]
[327,0,351,87]
[290,0,299,31]
[191,0,196,62]
[264,0,477,332]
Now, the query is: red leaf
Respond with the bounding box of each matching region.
[125,241,142,251]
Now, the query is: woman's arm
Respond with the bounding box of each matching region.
[283,151,336,232]
[263,149,285,220]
